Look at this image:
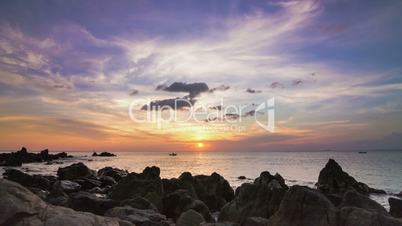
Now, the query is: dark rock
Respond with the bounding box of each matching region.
[0,147,72,166]
[121,196,159,211]
[57,162,95,180]
[110,166,164,211]
[28,187,49,200]
[317,159,382,196]
[389,198,402,218]
[201,223,239,226]
[177,209,205,226]
[3,168,51,190]
[244,217,269,226]
[100,175,117,186]
[53,180,82,193]
[46,183,70,206]
[267,185,338,226]
[92,151,116,157]
[238,176,246,180]
[339,207,402,226]
[218,171,287,224]
[163,189,214,222]
[340,191,388,215]
[88,186,105,194]
[68,191,119,215]
[105,206,168,226]
[98,166,128,181]
[0,178,133,226]
[369,187,387,194]
[74,177,102,190]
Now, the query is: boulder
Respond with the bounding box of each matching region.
[340,191,388,215]
[57,162,95,180]
[201,223,239,226]
[3,168,52,190]
[121,196,159,211]
[339,207,402,226]
[244,217,269,226]
[110,166,164,210]
[98,167,128,181]
[389,198,402,218]
[0,147,72,166]
[163,189,214,222]
[218,171,287,224]
[163,171,234,211]
[92,152,116,157]
[105,206,169,226]
[53,180,82,193]
[238,176,246,180]
[317,159,382,196]
[176,209,205,226]
[100,175,117,186]
[267,185,338,226]
[68,191,119,215]
[74,177,102,190]
[0,178,133,226]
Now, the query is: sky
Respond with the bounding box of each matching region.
[0,0,402,152]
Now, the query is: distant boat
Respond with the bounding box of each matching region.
[358,151,367,154]
[169,153,177,156]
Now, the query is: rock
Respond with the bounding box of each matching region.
[340,191,388,215]
[53,180,82,193]
[106,206,168,226]
[98,167,128,181]
[0,147,72,166]
[163,189,214,222]
[28,187,49,200]
[317,159,385,196]
[92,151,116,157]
[163,171,234,211]
[74,177,102,190]
[267,185,338,226]
[177,209,205,226]
[238,176,246,180]
[110,166,164,211]
[244,217,269,226]
[121,196,159,211]
[68,191,119,215]
[339,207,402,226]
[389,198,402,218]
[57,162,95,180]
[398,191,402,198]
[218,171,287,224]
[369,187,387,194]
[200,223,239,226]
[88,186,105,194]
[3,168,52,190]
[100,175,117,186]
[0,178,133,226]
[46,183,70,206]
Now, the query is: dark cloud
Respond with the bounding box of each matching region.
[157,82,209,98]
[209,85,230,93]
[270,82,284,89]
[141,97,194,111]
[224,113,240,120]
[292,79,303,86]
[246,88,262,94]
[130,89,139,96]
[209,105,223,111]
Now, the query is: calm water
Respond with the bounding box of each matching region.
[1,151,402,209]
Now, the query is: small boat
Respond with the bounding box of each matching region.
[169,153,177,156]
[358,151,367,154]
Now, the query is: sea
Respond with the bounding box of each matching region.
[1,150,401,209]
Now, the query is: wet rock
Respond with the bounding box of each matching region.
[0,178,133,226]
[177,209,205,226]
[3,168,52,190]
[340,191,388,215]
[110,166,164,210]
[244,217,269,226]
[267,185,338,226]
[106,206,168,226]
[53,180,82,193]
[28,187,49,200]
[98,167,128,181]
[389,197,402,218]
[46,184,70,206]
[57,162,95,180]
[317,159,383,196]
[68,191,119,215]
[218,171,287,224]
[163,189,214,222]
[92,151,116,157]
[100,175,117,186]
[200,223,239,226]
[74,177,102,190]
[121,196,159,211]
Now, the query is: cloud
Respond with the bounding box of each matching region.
[130,89,139,96]
[246,88,262,94]
[292,79,303,86]
[141,97,194,111]
[270,82,284,89]
[157,82,209,98]
[209,85,230,93]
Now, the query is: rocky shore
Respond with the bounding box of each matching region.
[0,150,401,226]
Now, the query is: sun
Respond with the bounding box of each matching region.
[197,142,204,148]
